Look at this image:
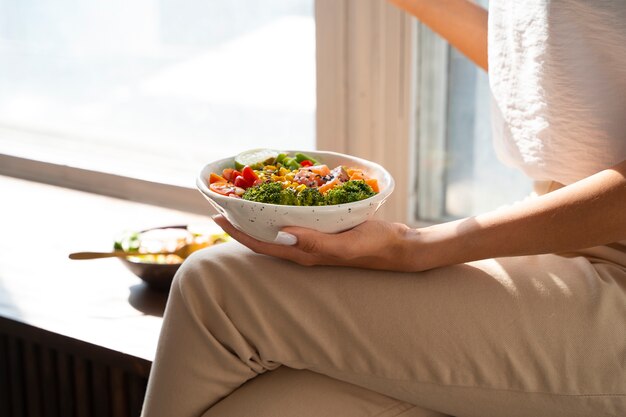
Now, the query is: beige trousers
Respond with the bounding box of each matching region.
[141,234,626,417]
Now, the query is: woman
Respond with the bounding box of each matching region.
[141,1,626,416]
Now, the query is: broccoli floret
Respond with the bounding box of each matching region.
[242,182,299,205]
[243,180,376,206]
[242,182,283,204]
[324,180,376,205]
[279,188,299,205]
[297,187,324,206]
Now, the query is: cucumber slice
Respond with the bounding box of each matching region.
[282,157,300,170]
[234,149,280,170]
[275,153,287,165]
[295,152,319,165]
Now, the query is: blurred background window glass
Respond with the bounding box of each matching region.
[443,43,532,218]
[0,0,315,187]
[416,0,532,222]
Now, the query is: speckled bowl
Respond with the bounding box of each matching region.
[196,150,395,243]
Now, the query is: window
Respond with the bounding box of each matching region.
[0,0,315,189]
[2,0,532,223]
[415,4,532,223]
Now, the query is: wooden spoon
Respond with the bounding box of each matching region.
[69,245,193,260]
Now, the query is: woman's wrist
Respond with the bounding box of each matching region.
[400,219,482,271]
[395,223,449,271]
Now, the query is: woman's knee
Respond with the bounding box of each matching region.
[169,242,242,306]
[171,240,284,311]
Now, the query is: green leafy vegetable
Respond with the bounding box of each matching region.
[114,231,141,252]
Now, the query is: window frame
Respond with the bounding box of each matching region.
[0,154,208,214]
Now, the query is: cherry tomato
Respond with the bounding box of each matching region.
[242,166,259,184]
[300,160,313,167]
[221,168,235,181]
[234,175,250,189]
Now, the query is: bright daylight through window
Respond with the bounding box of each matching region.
[0,0,315,188]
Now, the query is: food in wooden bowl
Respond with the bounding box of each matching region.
[114,225,229,291]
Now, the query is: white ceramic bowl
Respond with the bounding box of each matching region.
[196,150,395,242]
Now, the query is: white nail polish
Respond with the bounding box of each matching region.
[274,231,298,246]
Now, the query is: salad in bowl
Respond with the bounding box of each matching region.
[197,149,394,242]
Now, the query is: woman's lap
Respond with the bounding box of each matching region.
[203,367,448,417]
[141,241,626,417]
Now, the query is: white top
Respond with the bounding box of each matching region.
[488,0,626,185]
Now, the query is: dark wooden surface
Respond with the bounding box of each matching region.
[0,175,213,416]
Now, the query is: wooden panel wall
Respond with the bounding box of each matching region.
[0,318,150,417]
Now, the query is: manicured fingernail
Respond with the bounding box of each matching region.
[274,231,297,246]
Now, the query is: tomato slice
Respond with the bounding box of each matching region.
[242,166,259,184]
[300,160,313,167]
[209,182,244,196]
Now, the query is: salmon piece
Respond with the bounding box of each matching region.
[294,169,323,187]
[330,166,349,182]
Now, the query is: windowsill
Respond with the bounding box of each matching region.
[0,175,213,361]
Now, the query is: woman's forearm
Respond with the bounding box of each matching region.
[415,160,626,269]
[388,0,488,71]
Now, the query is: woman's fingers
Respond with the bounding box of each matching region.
[211,215,419,271]
[211,215,325,264]
[211,215,357,264]
[281,225,356,258]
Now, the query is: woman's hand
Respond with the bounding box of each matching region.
[212,215,426,272]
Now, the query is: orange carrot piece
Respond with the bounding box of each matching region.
[318,177,340,194]
[209,173,227,184]
[310,164,331,176]
[365,178,379,193]
[349,171,366,181]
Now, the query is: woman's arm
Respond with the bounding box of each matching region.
[388,0,488,71]
[213,159,626,272]
[419,159,626,270]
